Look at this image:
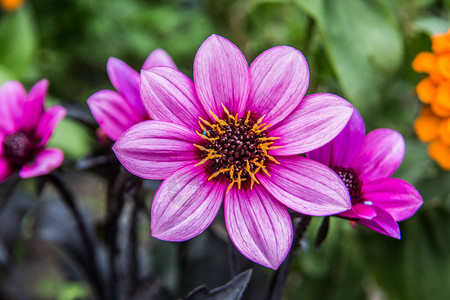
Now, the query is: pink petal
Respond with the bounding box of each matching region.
[357,206,401,239]
[142,49,177,70]
[22,79,48,131]
[35,106,66,146]
[151,164,226,241]
[113,120,201,180]
[87,90,143,141]
[19,148,64,178]
[224,184,293,269]
[140,67,207,129]
[194,34,250,117]
[339,203,377,220]
[269,93,353,156]
[247,46,309,126]
[0,80,26,133]
[258,156,351,216]
[107,57,147,118]
[361,177,423,222]
[0,157,14,183]
[351,129,405,181]
[307,109,365,168]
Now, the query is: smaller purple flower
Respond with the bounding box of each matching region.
[0,80,66,183]
[307,110,423,238]
[87,49,177,141]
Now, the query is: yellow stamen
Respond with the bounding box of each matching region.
[259,137,280,141]
[208,168,230,180]
[199,121,208,133]
[221,103,231,117]
[226,181,234,194]
[199,117,212,128]
[229,165,235,180]
[234,114,239,126]
[210,110,228,126]
[256,115,266,125]
[260,124,273,132]
[265,154,280,165]
[245,111,251,124]
[197,131,219,142]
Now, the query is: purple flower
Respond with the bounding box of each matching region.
[113,34,354,269]
[87,49,177,141]
[0,80,66,183]
[307,110,423,239]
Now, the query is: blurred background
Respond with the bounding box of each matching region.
[0,0,449,299]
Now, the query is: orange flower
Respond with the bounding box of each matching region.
[0,0,25,11]
[413,29,450,169]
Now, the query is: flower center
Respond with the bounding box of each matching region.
[333,166,362,204]
[2,132,38,166]
[194,105,280,193]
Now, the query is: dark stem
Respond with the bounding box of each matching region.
[129,197,140,288]
[227,239,239,278]
[178,241,188,295]
[48,172,106,300]
[266,215,312,300]
[0,174,20,213]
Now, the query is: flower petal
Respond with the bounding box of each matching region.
[247,46,309,126]
[258,156,351,216]
[194,34,250,117]
[35,106,67,146]
[361,177,423,222]
[0,157,14,183]
[113,120,201,180]
[351,129,405,181]
[22,79,48,131]
[307,109,365,168]
[0,80,26,133]
[358,206,400,239]
[225,184,293,269]
[339,203,377,220]
[87,90,143,141]
[269,93,353,156]
[142,49,177,70]
[107,57,146,118]
[19,148,64,178]
[151,164,226,241]
[140,67,206,129]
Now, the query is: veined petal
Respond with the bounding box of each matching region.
[87,90,143,141]
[151,164,226,241]
[339,203,377,220]
[269,93,353,156]
[0,157,14,183]
[35,106,66,146]
[22,79,48,131]
[225,184,293,269]
[358,206,400,239]
[248,46,309,126]
[194,34,250,117]
[113,120,201,180]
[0,80,26,133]
[361,177,423,222]
[351,129,405,181]
[107,57,146,118]
[259,156,351,216]
[307,109,365,168]
[140,67,206,129]
[19,148,64,178]
[142,49,177,70]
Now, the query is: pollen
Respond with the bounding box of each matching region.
[194,105,280,192]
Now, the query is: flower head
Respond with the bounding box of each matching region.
[0,80,66,183]
[113,34,354,269]
[87,49,177,141]
[307,110,423,239]
[0,0,25,11]
[413,29,450,169]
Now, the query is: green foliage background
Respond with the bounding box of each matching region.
[0,0,449,299]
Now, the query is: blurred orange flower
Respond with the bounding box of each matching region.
[0,0,25,11]
[413,29,450,169]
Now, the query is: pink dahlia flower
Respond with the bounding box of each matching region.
[87,49,177,141]
[307,110,423,239]
[0,80,66,183]
[113,35,354,269]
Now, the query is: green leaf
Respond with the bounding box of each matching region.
[296,0,403,115]
[0,8,37,77]
[0,63,15,85]
[414,16,450,36]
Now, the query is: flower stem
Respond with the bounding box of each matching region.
[266,215,312,300]
[48,171,107,300]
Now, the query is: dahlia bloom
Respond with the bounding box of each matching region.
[87,49,177,141]
[0,80,66,183]
[114,34,354,269]
[307,110,423,239]
[413,29,450,169]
